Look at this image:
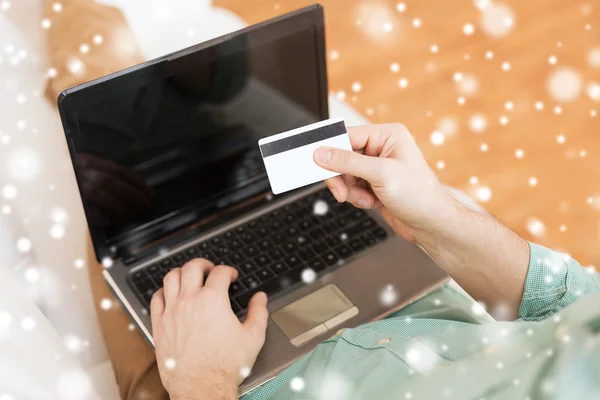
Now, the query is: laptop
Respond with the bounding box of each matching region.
[57,5,448,395]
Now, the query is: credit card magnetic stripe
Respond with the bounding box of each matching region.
[259,120,347,158]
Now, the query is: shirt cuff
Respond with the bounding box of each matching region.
[518,242,600,321]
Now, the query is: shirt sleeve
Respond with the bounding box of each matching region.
[518,241,600,321]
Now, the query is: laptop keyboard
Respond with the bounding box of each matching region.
[129,188,388,314]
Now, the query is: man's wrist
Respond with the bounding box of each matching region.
[169,368,238,400]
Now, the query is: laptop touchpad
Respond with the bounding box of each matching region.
[271,284,359,347]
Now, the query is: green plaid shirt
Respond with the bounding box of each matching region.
[244,242,600,399]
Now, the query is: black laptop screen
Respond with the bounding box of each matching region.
[69,20,326,259]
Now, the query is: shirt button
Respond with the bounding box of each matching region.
[377,337,391,345]
[335,329,345,336]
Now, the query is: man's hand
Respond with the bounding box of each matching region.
[314,123,529,319]
[314,123,455,243]
[150,259,268,400]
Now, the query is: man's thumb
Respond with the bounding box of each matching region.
[314,147,383,184]
[243,292,269,340]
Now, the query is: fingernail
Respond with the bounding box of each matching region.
[330,188,340,202]
[357,199,369,208]
[314,148,332,164]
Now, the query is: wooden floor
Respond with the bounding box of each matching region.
[216,0,600,266]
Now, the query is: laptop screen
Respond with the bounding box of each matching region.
[67,13,326,261]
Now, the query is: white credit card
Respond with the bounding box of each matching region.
[258,117,352,195]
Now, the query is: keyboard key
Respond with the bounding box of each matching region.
[240,232,256,244]
[326,236,341,247]
[173,253,185,263]
[235,268,303,309]
[214,247,230,257]
[270,261,288,274]
[298,247,315,260]
[244,246,259,257]
[230,253,244,264]
[322,222,339,234]
[254,254,271,267]
[197,242,210,251]
[131,270,147,282]
[372,227,388,241]
[307,258,326,272]
[230,239,244,249]
[240,260,258,274]
[185,247,198,257]
[257,240,272,251]
[256,268,275,282]
[282,241,297,253]
[269,220,283,231]
[312,241,328,254]
[308,228,325,240]
[268,248,284,261]
[335,244,353,259]
[361,232,376,247]
[242,274,260,289]
[322,252,339,266]
[271,233,285,243]
[256,227,270,236]
[285,254,301,267]
[285,227,299,237]
[349,239,365,252]
[223,231,234,240]
[160,258,173,270]
[133,277,155,294]
[284,214,296,223]
[229,281,245,297]
[211,237,222,246]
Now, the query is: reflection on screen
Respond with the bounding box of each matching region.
[73,29,322,251]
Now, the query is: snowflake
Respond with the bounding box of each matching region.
[165,358,177,370]
[548,55,558,65]
[351,82,362,92]
[52,2,62,12]
[50,207,70,224]
[556,134,566,144]
[64,334,82,353]
[390,62,400,73]
[480,3,515,38]
[430,44,439,53]
[471,301,487,316]
[16,237,32,252]
[430,131,445,146]
[41,18,52,29]
[21,316,36,331]
[102,257,113,268]
[330,50,339,60]
[526,218,546,237]
[380,284,397,306]
[463,23,475,36]
[469,176,479,185]
[79,44,89,54]
[514,148,525,158]
[313,200,329,216]
[57,369,92,400]
[397,77,409,88]
[24,267,40,282]
[528,177,538,187]
[547,67,582,102]
[100,298,112,310]
[504,101,514,111]
[501,61,511,71]
[396,3,406,12]
[588,47,600,68]
[457,74,479,96]
[50,224,66,239]
[586,82,600,101]
[474,186,492,202]
[290,377,305,392]
[301,268,316,284]
[468,114,487,133]
[412,18,421,28]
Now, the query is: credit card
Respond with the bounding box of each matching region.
[258,117,352,195]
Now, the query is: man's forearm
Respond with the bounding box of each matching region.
[169,369,237,400]
[414,196,530,318]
